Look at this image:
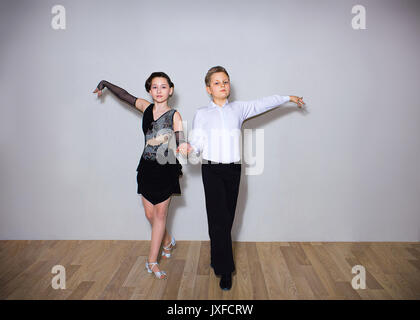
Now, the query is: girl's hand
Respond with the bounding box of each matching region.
[93,87,103,97]
[176,142,193,157]
[290,96,306,108]
[186,143,193,154]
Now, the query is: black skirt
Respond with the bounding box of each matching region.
[136,157,182,205]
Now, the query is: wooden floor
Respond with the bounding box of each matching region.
[0,240,419,300]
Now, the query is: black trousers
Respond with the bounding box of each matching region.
[201,161,241,275]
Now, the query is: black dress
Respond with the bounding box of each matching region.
[136,103,183,205]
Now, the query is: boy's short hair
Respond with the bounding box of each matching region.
[205,66,230,87]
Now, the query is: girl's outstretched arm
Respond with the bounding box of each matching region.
[93,80,150,112]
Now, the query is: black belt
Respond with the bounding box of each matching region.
[203,159,241,165]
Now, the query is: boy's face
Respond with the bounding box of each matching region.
[206,72,230,100]
[149,77,173,103]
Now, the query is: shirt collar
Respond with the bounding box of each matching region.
[209,99,229,108]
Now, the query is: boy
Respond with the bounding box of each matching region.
[188,66,305,290]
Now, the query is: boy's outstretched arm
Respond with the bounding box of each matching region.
[238,95,305,121]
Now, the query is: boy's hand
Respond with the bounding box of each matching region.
[290,96,305,108]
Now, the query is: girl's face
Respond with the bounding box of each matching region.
[206,72,230,100]
[149,77,173,103]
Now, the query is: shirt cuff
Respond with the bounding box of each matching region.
[188,141,202,155]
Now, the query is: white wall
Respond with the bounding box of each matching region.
[1,0,419,241]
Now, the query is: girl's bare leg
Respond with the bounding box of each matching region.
[142,196,171,276]
[142,196,155,225]
[142,197,171,244]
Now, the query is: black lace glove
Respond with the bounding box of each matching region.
[96,80,137,107]
[174,131,186,147]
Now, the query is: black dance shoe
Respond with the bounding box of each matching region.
[220,273,232,290]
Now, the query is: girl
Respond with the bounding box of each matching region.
[93,72,190,279]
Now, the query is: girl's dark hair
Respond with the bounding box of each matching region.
[145,72,174,92]
[205,66,230,86]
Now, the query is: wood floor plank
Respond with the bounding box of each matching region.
[246,242,269,299]
[280,246,317,299]
[387,273,419,299]
[67,281,95,300]
[197,241,210,276]
[288,242,311,265]
[208,266,223,300]
[300,243,340,298]
[280,246,304,278]
[0,240,49,289]
[256,243,298,299]
[64,240,114,291]
[361,289,393,299]
[3,259,50,300]
[370,246,405,274]
[292,274,316,299]
[298,264,328,298]
[333,281,361,300]
[399,270,420,298]
[170,241,189,260]
[177,241,201,299]
[98,253,138,299]
[129,256,156,300]
[193,275,209,300]
[145,273,168,300]
[161,259,185,300]
[372,272,417,299]
[231,242,253,300]
[81,241,136,299]
[349,246,385,276]
[311,245,347,282]
[406,247,420,260]
[122,255,148,288]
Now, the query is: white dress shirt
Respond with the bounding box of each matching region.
[189,95,290,163]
